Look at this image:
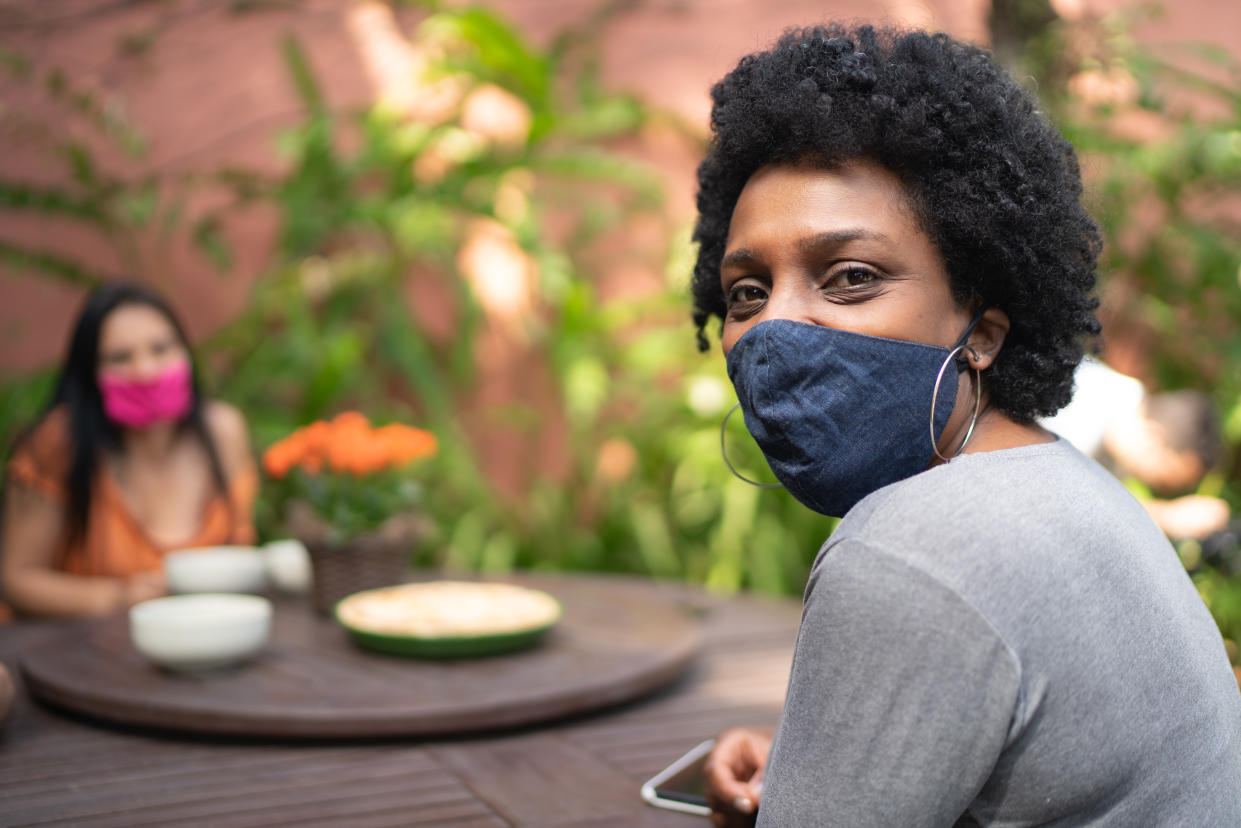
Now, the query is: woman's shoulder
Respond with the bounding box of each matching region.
[826,438,1161,587]
[6,405,72,497]
[202,401,252,475]
[852,439,1098,527]
[11,405,71,465]
[203,400,245,437]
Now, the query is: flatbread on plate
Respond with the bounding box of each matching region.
[335,581,562,658]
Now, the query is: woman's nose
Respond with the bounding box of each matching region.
[130,352,166,382]
[762,282,821,326]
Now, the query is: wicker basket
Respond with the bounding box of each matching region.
[290,503,423,614]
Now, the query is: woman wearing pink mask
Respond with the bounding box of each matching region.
[3,282,255,617]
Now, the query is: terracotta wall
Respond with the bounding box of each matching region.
[2,0,1237,375]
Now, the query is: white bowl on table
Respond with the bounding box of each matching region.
[164,546,267,594]
[129,593,273,672]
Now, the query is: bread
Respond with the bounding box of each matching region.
[336,581,561,638]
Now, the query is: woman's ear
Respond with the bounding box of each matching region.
[967,307,1010,370]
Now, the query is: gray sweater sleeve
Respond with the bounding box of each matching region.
[757,540,1021,828]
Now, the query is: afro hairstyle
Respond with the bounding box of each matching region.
[691,23,1102,420]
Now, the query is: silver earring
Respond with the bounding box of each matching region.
[930,346,982,462]
[720,403,783,489]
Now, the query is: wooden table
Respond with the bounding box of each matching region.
[0,575,800,827]
[19,574,707,739]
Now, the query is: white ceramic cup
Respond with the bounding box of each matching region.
[263,539,312,595]
[164,546,267,594]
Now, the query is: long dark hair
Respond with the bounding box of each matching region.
[23,282,232,546]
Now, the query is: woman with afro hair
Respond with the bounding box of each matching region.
[694,24,1241,827]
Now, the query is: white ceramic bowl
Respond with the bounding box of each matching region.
[164,546,267,594]
[130,593,272,671]
[263,539,312,595]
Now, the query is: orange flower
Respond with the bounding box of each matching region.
[375,423,438,467]
[261,440,296,479]
[331,411,370,434]
[261,430,316,480]
[352,437,389,476]
[301,421,333,462]
[326,432,358,474]
[263,413,436,479]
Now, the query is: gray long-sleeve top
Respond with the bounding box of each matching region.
[759,439,1241,827]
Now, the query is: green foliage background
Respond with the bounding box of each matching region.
[1015,8,1241,644]
[1,3,1239,636]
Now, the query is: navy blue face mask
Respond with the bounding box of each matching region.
[724,317,981,518]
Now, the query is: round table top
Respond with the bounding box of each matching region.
[20,572,703,739]
[2,577,803,827]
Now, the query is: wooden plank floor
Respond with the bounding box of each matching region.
[0,583,799,827]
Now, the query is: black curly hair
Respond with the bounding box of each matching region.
[691,23,1102,420]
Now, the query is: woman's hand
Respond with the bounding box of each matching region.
[118,570,168,608]
[704,727,772,828]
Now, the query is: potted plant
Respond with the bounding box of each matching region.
[262,412,437,612]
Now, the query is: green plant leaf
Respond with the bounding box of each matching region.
[0,241,106,286]
[193,216,233,271]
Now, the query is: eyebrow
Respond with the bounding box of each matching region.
[799,228,891,251]
[721,228,892,270]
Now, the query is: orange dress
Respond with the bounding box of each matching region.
[6,407,257,577]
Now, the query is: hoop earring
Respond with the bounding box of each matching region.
[720,403,783,489]
[929,346,982,462]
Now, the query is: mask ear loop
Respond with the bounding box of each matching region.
[930,346,982,462]
[720,403,784,489]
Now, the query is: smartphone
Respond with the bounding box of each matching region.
[640,738,715,817]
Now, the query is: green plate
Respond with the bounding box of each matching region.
[334,582,562,660]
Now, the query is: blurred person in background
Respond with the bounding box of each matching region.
[1042,357,1230,541]
[2,282,255,618]
[690,23,1241,827]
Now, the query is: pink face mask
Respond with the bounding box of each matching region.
[99,360,194,429]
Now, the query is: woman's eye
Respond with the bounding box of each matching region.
[825,265,880,290]
[101,351,131,366]
[726,284,767,306]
